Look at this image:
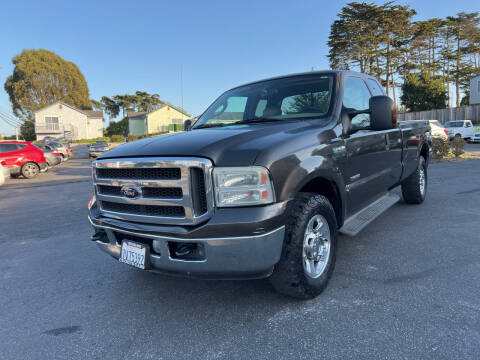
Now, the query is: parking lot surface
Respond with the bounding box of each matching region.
[1,155,480,359]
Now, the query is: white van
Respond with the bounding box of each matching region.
[444,120,474,140]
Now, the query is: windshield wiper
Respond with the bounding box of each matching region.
[233,117,281,125]
[193,123,226,129]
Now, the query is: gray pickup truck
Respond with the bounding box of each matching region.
[88,70,431,299]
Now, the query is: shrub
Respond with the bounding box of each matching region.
[75,137,110,143]
[110,135,124,143]
[431,136,450,159]
[126,132,168,142]
[450,137,466,157]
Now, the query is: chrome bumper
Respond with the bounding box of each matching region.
[92,221,285,279]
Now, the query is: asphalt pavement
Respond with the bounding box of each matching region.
[1,153,480,359]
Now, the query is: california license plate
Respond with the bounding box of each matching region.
[120,241,147,269]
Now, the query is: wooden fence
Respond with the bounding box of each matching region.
[398,104,480,124]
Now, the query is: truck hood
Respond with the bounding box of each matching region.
[98,121,321,166]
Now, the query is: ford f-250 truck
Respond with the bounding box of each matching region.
[88,70,431,299]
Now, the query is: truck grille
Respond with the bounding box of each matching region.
[93,158,213,225]
[97,185,183,199]
[96,167,180,180]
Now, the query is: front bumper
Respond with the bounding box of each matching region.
[89,200,288,279]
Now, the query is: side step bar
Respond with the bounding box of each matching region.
[339,192,400,236]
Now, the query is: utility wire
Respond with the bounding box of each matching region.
[0,114,19,129]
[0,109,22,125]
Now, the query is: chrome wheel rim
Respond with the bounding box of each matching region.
[302,214,331,278]
[419,167,426,196]
[24,164,38,177]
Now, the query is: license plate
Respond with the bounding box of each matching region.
[120,241,147,269]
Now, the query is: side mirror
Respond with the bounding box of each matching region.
[369,96,396,131]
[183,119,192,131]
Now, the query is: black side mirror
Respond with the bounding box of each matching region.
[183,119,192,131]
[369,96,396,131]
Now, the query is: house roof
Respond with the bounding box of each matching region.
[34,101,104,119]
[127,103,190,119]
[83,110,103,118]
[127,111,148,118]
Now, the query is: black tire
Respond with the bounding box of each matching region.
[401,156,427,204]
[21,162,40,179]
[269,193,338,299]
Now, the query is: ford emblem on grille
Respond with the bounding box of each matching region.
[120,186,142,199]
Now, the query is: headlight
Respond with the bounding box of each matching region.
[213,166,275,207]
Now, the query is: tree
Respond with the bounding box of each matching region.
[20,120,36,141]
[401,72,447,111]
[91,99,104,111]
[93,91,163,119]
[4,49,91,120]
[328,1,416,100]
[460,91,470,105]
[446,12,480,106]
[289,92,330,113]
[105,117,129,137]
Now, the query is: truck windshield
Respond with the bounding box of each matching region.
[193,73,334,128]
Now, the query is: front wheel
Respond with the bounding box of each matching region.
[401,156,427,204]
[269,194,337,299]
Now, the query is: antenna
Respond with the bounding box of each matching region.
[180,64,184,122]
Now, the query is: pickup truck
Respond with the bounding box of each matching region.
[88,70,431,299]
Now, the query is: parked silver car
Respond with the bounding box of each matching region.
[47,142,70,160]
[34,144,62,167]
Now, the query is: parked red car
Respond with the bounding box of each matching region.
[0,141,48,178]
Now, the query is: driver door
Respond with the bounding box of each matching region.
[342,77,390,214]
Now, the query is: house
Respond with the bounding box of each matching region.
[34,101,103,140]
[127,103,190,136]
[470,74,480,105]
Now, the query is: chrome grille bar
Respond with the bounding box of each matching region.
[92,157,214,225]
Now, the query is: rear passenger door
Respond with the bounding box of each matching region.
[342,77,392,214]
[0,143,23,167]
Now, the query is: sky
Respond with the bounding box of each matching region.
[1,0,479,136]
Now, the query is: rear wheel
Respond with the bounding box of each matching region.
[401,156,427,204]
[269,194,337,299]
[21,162,40,179]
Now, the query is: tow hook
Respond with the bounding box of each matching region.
[91,229,108,243]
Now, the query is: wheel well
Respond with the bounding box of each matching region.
[299,177,343,227]
[420,143,429,161]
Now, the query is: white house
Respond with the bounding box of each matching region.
[34,101,103,140]
[470,74,480,105]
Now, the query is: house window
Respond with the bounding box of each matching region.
[477,79,480,93]
[45,116,59,131]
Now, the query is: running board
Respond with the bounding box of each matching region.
[339,192,400,236]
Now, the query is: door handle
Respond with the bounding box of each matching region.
[385,134,390,150]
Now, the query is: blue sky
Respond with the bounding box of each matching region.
[1,0,478,135]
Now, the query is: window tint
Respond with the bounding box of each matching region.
[0,144,19,152]
[254,99,267,117]
[344,77,372,127]
[194,74,335,128]
[281,91,331,116]
[367,79,384,96]
[211,96,247,123]
[445,121,464,128]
